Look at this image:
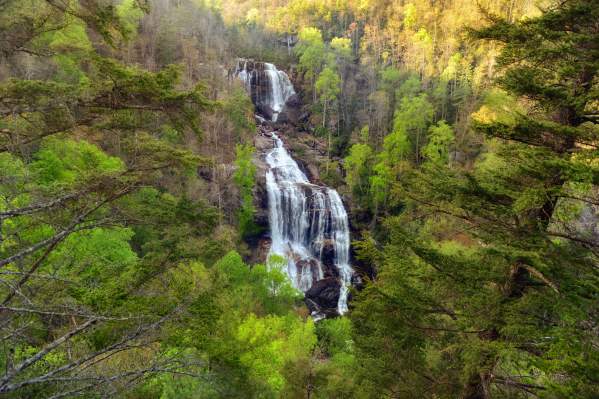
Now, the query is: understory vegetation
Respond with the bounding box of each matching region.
[0,0,597,398]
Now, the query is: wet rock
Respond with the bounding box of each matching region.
[256,104,275,121]
[275,101,301,125]
[305,277,341,310]
[321,239,337,272]
[254,114,268,125]
[281,95,302,125]
[295,257,321,287]
[248,237,271,265]
[286,93,300,107]
[275,110,289,124]
[254,134,275,152]
[294,157,320,183]
[234,59,295,123]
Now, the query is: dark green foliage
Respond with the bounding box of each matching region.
[351,1,599,397]
[233,143,258,238]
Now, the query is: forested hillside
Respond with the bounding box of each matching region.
[0,0,597,398]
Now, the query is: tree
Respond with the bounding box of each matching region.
[316,66,341,164]
[330,37,352,61]
[0,1,219,397]
[344,143,374,203]
[295,27,326,100]
[352,1,599,397]
[392,93,434,162]
[422,120,454,164]
[316,66,341,128]
[233,144,257,238]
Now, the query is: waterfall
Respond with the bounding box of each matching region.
[265,133,352,316]
[237,58,353,316]
[235,60,296,122]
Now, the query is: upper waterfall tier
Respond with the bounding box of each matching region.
[235,60,296,122]
[265,133,352,316]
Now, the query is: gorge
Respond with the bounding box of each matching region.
[235,59,353,317]
[4,1,597,396]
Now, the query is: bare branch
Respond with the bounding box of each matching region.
[0,318,99,391]
[0,186,134,269]
[0,306,139,321]
[0,309,181,393]
[0,191,83,219]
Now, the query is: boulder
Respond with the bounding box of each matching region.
[254,134,274,152]
[256,103,275,121]
[285,93,301,107]
[305,277,341,310]
[279,95,301,125]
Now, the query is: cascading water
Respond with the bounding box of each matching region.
[235,58,353,316]
[265,133,352,315]
[235,60,296,122]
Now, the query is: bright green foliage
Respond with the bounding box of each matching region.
[472,88,521,126]
[422,121,454,164]
[43,18,92,52]
[233,144,257,238]
[370,123,411,208]
[48,227,138,308]
[237,313,316,395]
[150,251,306,397]
[297,27,324,47]
[380,126,411,165]
[213,251,301,315]
[2,0,598,397]
[316,317,353,357]
[359,125,370,143]
[38,17,93,85]
[310,317,357,398]
[392,93,434,161]
[295,27,326,80]
[0,1,221,397]
[32,138,125,186]
[369,162,393,209]
[315,67,341,103]
[315,66,341,128]
[395,74,421,101]
[116,0,145,37]
[330,37,352,60]
[344,143,373,200]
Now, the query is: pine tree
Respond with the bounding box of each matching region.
[352,1,599,397]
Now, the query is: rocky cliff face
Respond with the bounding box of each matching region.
[235,60,301,124]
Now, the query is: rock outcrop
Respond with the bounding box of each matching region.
[234,59,300,124]
[305,278,341,317]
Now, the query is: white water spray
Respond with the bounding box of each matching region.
[235,60,296,122]
[265,133,352,315]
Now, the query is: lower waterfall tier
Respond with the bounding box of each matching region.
[263,132,352,317]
